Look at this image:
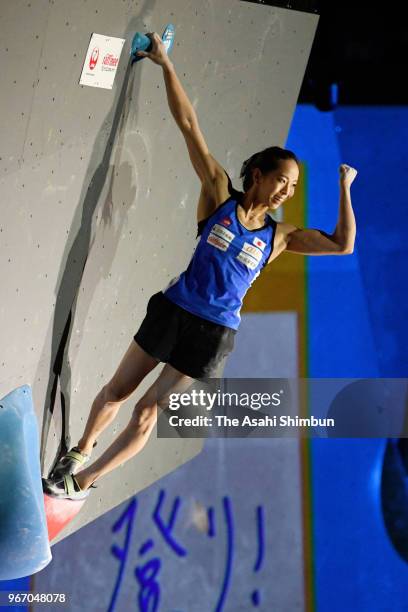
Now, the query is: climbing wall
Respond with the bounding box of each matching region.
[0,0,318,538]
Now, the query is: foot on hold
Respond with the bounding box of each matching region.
[49,441,97,479]
[42,474,97,501]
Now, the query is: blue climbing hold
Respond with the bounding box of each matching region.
[0,385,51,579]
[131,23,175,64]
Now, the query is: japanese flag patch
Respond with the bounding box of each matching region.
[253,237,266,251]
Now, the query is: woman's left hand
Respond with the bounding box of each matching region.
[339,164,358,187]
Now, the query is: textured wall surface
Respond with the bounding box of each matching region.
[0,0,317,539]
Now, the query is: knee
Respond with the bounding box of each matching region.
[101,382,123,404]
[131,401,158,433]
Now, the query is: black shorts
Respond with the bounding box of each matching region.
[134,291,236,379]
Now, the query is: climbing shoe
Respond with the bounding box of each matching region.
[49,442,97,479]
[42,474,97,501]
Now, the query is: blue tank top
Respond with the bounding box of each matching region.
[163,177,277,330]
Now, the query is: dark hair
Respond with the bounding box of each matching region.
[240,146,299,192]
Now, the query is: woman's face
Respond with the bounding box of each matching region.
[253,159,299,210]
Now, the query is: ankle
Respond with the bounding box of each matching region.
[74,471,95,491]
[75,472,88,490]
[77,440,95,455]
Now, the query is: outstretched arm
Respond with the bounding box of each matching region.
[137,33,225,187]
[281,164,357,256]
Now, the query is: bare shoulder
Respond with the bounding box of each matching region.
[275,221,298,240]
[267,221,299,263]
[197,158,232,222]
[201,154,230,205]
[212,164,230,207]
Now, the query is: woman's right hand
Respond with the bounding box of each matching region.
[136,32,171,67]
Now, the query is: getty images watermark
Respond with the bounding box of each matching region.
[156,378,408,439]
[166,387,331,428]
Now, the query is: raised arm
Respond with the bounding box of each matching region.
[276,164,357,257]
[137,33,226,191]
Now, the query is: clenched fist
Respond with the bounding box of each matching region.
[339,164,358,187]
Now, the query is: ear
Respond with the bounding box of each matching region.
[252,167,263,184]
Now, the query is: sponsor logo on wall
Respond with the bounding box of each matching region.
[80,33,126,90]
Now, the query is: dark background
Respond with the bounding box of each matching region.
[245,0,408,108]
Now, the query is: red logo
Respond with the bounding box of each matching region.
[220,217,232,227]
[103,53,119,67]
[89,47,99,70]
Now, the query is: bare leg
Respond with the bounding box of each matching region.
[76,340,159,456]
[74,363,193,490]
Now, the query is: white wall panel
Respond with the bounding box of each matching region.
[0,0,317,538]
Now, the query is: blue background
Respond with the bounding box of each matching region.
[287,105,408,611]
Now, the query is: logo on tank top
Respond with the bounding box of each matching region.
[236,242,263,270]
[242,242,263,262]
[253,237,266,251]
[207,223,235,251]
[220,217,232,227]
[236,251,259,270]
